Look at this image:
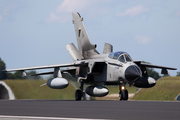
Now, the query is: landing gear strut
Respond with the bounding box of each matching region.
[119,84,128,101]
[75,80,84,101]
[75,89,82,101]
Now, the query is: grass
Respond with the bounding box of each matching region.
[7,77,179,101]
[4,80,76,99]
[4,79,137,100]
[132,76,180,101]
[106,86,137,94]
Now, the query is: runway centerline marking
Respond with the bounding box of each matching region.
[0,115,108,120]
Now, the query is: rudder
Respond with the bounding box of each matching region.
[72,12,99,58]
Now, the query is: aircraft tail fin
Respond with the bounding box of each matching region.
[72,12,99,58]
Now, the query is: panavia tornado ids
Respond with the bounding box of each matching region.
[6,12,177,101]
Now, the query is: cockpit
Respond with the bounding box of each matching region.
[108,51,132,63]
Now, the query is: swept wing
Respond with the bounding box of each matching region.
[5,61,88,72]
[134,60,177,74]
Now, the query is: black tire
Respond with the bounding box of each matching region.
[119,91,123,101]
[119,90,128,101]
[124,90,128,100]
[75,89,82,101]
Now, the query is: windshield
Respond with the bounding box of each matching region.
[108,51,126,59]
[125,54,132,62]
[108,51,132,62]
[118,55,125,62]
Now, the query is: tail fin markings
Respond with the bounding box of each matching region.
[72,12,99,58]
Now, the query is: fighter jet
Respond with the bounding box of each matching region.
[6,12,177,101]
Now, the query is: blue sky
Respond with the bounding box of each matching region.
[0,0,179,76]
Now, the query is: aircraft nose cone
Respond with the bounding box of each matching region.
[125,65,142,82]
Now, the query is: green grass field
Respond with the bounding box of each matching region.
[5,76,179,101]
[4,80,137,100]
[106,85,137,94]
[4,80,76,99]
[132,76,180,101]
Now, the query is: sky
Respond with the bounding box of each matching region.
[0,0,180,76]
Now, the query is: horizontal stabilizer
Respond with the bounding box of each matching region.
[66,43,84,61]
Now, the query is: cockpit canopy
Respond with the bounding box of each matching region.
[108,51,132,63]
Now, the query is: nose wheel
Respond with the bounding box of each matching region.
[119,89,128,100]
[119,84,128,101]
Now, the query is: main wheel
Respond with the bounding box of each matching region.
[124,90,128,100]
[75,89,82,101]
[119,90,128,101]
[119,91,123,101]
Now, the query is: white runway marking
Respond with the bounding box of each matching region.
[0,115,108,120]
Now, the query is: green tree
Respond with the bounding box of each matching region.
[26,70,42,80]
[11,70,42,80]
[0,57,6,80]
[146,68,161,80]
[142,61,161,80]
[6,72,15,79]
[176,72,180,76]
[13,71,23,79]
[0,57,42,80]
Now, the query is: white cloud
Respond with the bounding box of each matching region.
[45,0,91,23]
[135,35,152,44]
[116,5,148,17]
[46,12,69,23]
[0,4,17,22]
[56,0,88,13]
[45,0,111,23]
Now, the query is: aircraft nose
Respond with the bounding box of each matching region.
[125,65,142,82]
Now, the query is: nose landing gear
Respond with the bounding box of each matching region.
[119,85,128,101]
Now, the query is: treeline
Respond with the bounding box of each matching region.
[0,57,6,80]
[0,57,41,80]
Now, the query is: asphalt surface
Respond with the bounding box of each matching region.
[0,100,180,120]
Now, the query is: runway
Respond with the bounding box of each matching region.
[0,100,180,120]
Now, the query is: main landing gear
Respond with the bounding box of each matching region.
[75,89,82,101]
[75,80,84,101]
[119,84,128,101]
